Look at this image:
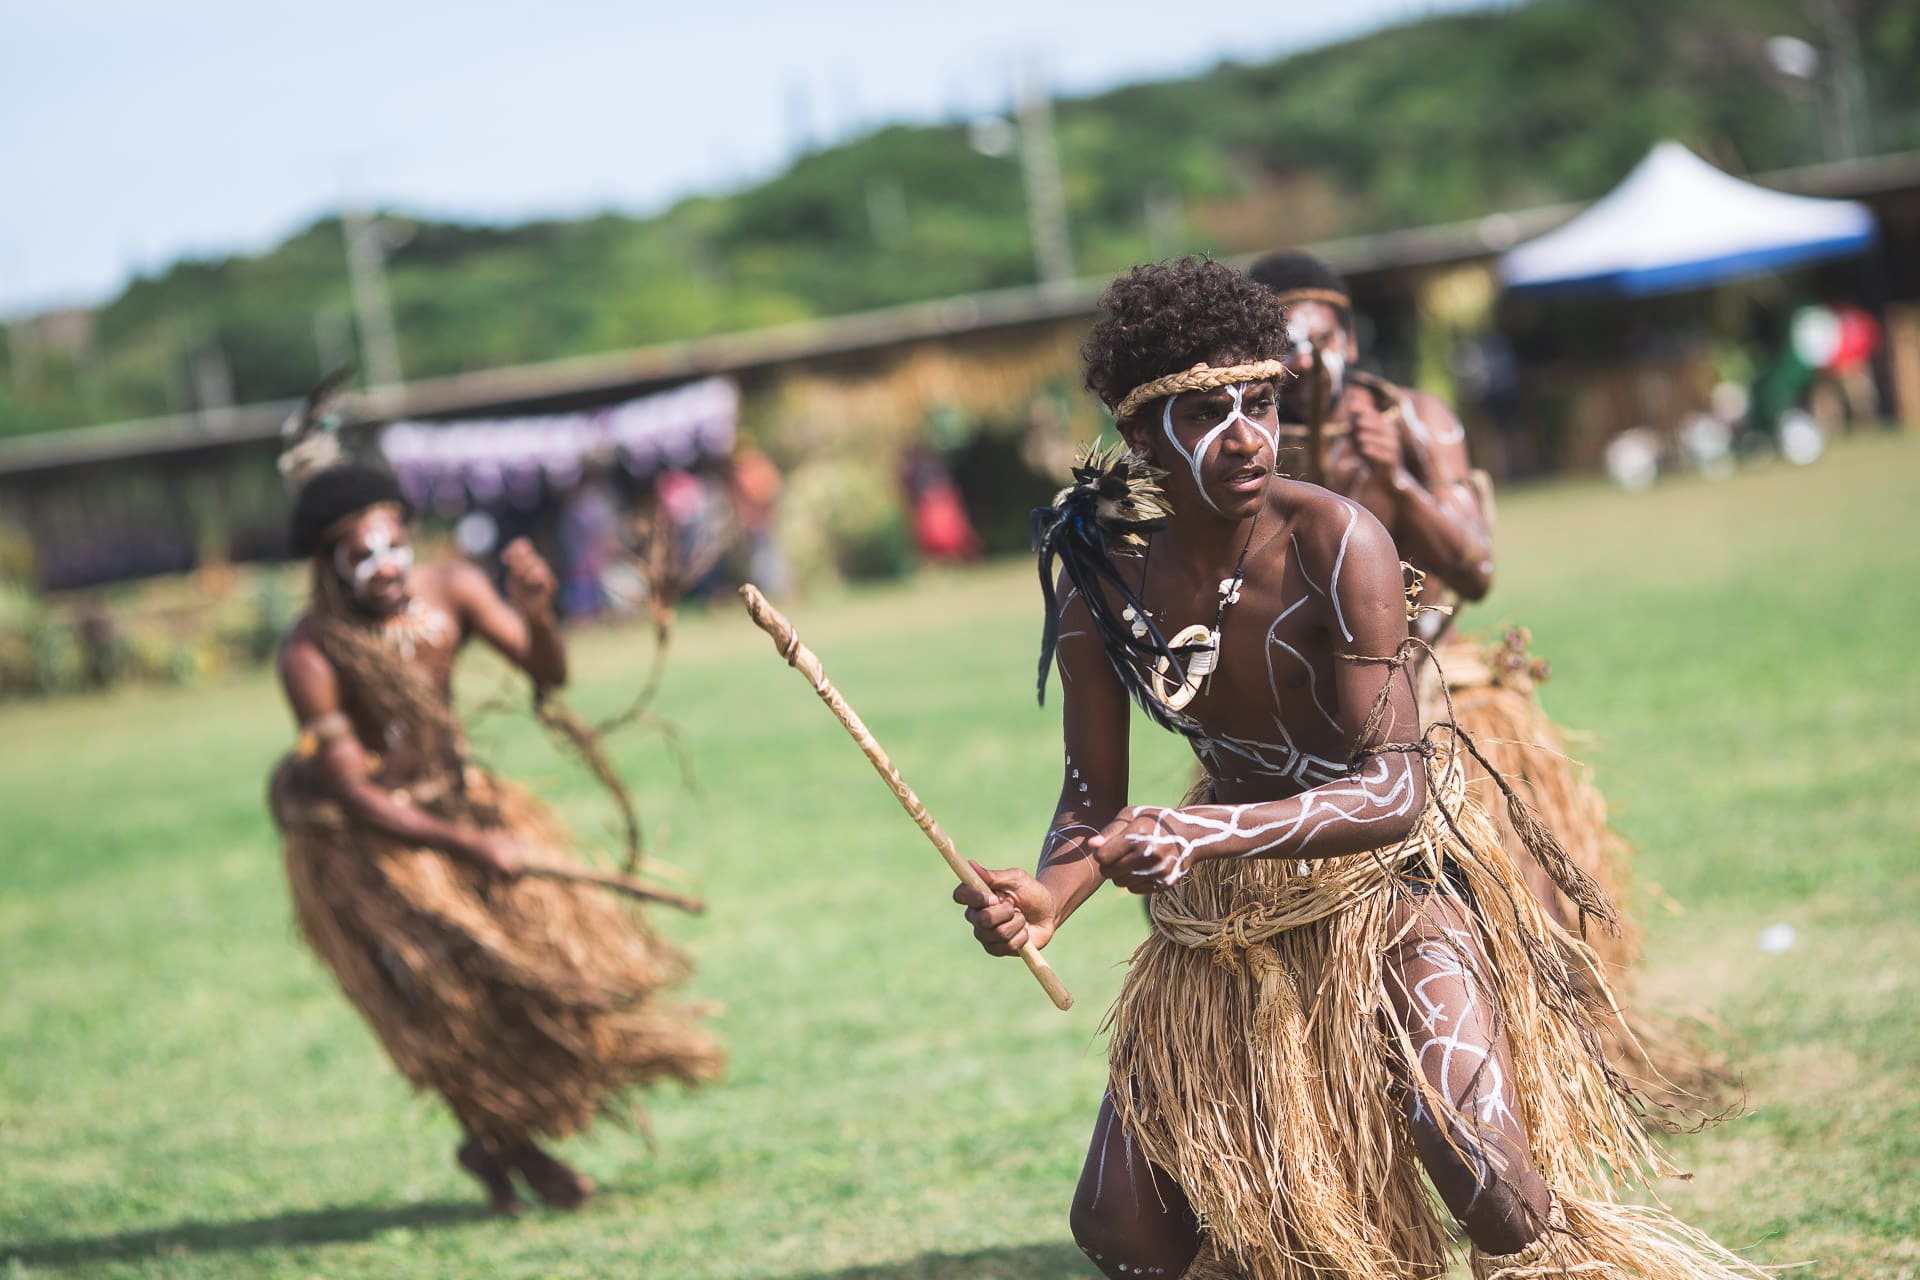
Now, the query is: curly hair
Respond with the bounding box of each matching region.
[1247,250,1352,331]
[1081,257,1290,415]
[289,463,411,558]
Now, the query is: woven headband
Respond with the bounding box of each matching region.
[1268,286,1351,311]
[1114,359,1291,420]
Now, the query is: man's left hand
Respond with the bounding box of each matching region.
[1088,806,1199,894]
[1345,387,1404,483]
[502,538,557,620]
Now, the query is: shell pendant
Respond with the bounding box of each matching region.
[1150,623,1220,711]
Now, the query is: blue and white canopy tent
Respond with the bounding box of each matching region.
[1499,141,1877,296]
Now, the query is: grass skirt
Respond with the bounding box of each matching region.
[1105,754,1759,1280]
[270,759,724,1149]
[1419,630,1732,1106]
[1416,630,1635,969]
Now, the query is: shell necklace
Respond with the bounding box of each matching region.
[379,596,452,660]
[1123,510,1260,712]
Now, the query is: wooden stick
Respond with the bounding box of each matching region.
[738,584,1074,1012]
[1303,355,1332,487]
[520,863,706,915]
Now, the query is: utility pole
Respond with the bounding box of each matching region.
[1812,0,1872,160]
[1016,65,1075,288]
[341,203,404,399]
[5,316,40,394]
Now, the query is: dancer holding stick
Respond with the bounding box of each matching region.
[953,257,1762,1280]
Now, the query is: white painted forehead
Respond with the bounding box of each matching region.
[1160,380,1279,514]
[1174,379,1270,408]
[340,509,407,548]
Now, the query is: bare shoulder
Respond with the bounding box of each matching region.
[423,558,491,617]
[278,613,323,671]
[1405,390,1472,464]
[1408,389,1462,429]
[276,614,337,702]
[1270,479,1397,573]
[431,557,488,597]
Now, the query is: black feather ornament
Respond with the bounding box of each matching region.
[1031,444,1207,737]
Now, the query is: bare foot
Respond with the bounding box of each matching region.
[509,1142,595,1210]
[457,1138,526,1217]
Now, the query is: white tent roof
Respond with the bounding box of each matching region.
[1499,141,1876,295]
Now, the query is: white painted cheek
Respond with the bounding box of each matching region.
[1163,399,1231,513]
[1323,349,1347,394]
[1164,383,1275,512]
[340,541,413,591]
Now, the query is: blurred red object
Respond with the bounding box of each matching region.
[1828,302,1881,373]
[913,479,982,561]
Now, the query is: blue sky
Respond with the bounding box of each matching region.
[0,0,1501,316]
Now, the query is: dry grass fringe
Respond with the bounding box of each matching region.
[273,765,723,1151]
[1107,747,1764,1280]
[1422,632,1737,1110]
[1471,1197,1774,1280]
[1419,634,1636,968]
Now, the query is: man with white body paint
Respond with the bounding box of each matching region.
[954,259,1761,1280]
[1248,250,1492,643]
[270,462,721,1216]
[1245,254,1705,1090]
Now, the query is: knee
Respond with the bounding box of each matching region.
[1458,1170,1549,1256]
[1069,1189,1182,1278]
[1069,1187,1123,1268]
[1413,1124,1549,1256]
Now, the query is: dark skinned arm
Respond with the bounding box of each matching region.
[278,634,520,875]
[450,539,567,693]
[955,571,1132,956]
[1350,388,1493,602]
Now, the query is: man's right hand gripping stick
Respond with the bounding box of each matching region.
[738,584,1073,1011]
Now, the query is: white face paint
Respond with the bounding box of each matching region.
[335,522,414,598]
[1160,381,1278,513]
[1287,317,1348,401]
[1321,346,1346,392]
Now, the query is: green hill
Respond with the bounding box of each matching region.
[4,0,1915,437]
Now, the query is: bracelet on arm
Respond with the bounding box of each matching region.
[295,710,354,759]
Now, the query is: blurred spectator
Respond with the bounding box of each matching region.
[1827,302,1883,427]
[902,448,982,562]
[729,443,793,598]
[656,468,729,598]
[558,465,620,622]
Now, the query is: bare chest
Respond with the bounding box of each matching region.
[1132,546,1358,798]
[333,597,466,756]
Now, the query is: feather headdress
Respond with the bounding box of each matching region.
[1031,443,1204,737]
[276,364,357,491]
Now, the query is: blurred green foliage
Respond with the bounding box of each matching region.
[4,0,1916,437]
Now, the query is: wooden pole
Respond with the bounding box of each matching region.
[738,584,1073,1011]
[1304,355,1332,487]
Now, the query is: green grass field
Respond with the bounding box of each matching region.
[4,434,1918,1279]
